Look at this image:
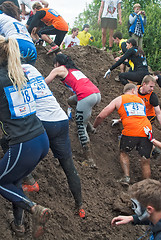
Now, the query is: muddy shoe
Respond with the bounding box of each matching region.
[47,45,59,55]
[82,159,97,169]
[115,76,120,82]
[10,221,25,237]
[22,181,39,192]
[87,122,96,134]
[32,205,51,238]
[117,176,130,186]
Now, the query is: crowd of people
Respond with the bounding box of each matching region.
[0,0,160,239]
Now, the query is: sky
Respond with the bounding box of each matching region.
[46,0,93,28]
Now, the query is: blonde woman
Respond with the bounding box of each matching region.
[0,35,51,238]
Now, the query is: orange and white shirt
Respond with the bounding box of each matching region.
[118,94,152,137]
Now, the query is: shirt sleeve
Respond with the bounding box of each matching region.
[28,10,46,33]
[156,75,161,88]
[110,48,134,71]
[121,42,127,53]
[150,92,159,107]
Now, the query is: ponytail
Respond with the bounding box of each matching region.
[0,36,27,92]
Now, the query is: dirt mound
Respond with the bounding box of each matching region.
[1,45,161,240]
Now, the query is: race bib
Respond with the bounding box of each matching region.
[124,102,146,116]
[48,9,59,17]
[4,84,36,119]
[72,71,87,80]
[23,66,53,99]
[13,22,30,39]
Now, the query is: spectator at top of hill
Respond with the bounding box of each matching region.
[60,27,80,49]
[77,24,94,46]
[28,2,68,54]
[129,3,146,48]
[0,0,19,8]
[112,31,134,80]
[98,0,122,51]
[0,1,37,64]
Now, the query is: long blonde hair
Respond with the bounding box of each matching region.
[0,35,27,91]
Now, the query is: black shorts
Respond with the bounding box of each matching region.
[101,18,117,29]
[120,135,153,159]
[147,116,156,124]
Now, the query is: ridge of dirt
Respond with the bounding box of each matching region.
[0,45,161,240]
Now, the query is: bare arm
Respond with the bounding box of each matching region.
[45,66,68,85]
[98,1,104,24]
[154,105,161,125]
[117,3,122,25]
[152,139,161,149]
[111,215,134,226]
[93,96,121,128]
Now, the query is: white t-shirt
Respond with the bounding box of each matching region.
[0,13,33,42]
[22,64,68,122]
[19,0,42,10]
[64,35,80,48]
[102,0,122,19]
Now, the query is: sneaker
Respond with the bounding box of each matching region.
[10,221,25,237]
[115,76,120,82]
[34,38,44,46]
[117,176,130,185]
[22,181,39,192]
[82,159,97,169]
[32,205,51,239]
[100,47,106,51]
[78,209,86,219]
[46,45,59,55]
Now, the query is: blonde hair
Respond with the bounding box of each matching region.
[133,3,141,8]
[141,75,156,85]
[32,2,42,10]
[0,36,27,92]
[123,83,137,93]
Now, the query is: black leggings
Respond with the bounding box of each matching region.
[119,70,150,85]
[38,25,67,46]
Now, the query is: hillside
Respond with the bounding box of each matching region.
[0,45,161,240]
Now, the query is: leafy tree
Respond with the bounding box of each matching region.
[73,0,161,71]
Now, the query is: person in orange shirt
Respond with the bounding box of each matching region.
[28,2,68,54]
[93,83,153,184]
[138,75,161,125]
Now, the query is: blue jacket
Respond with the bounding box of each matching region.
[129,13,145,34]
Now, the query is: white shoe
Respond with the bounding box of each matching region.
[100,47,106,51]
[115,76,120,82]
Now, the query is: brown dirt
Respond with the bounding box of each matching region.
[1,45,161,240]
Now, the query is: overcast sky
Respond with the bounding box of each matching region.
[46,0,93,28]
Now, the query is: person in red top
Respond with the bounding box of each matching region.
[28,2,68,54]
[93,83,152,184]
[45,53,101,168]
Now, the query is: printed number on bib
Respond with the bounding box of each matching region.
[48,9,59,17]
[72,71,87,80]
[13,22,31,38]
[124,102,146,116]
[4,83,36,119]
[23,66,53,99]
